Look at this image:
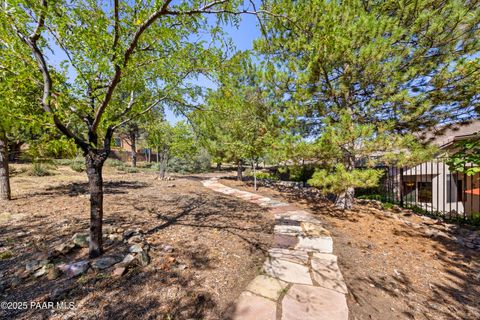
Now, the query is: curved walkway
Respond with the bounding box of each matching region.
[202,178,349,320]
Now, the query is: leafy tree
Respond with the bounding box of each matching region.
[446,134,480,176]
[145,118,196,178]
[196,55,279,185]
[3,0,252,257]
[0,25,45,200]
[257,0,480,209]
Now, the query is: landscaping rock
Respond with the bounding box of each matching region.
[162,244,174,253]
[108,234,123,241]
[91,256,121,270]
[54,243,75,255]
[58,260,89,278]
[47,267,60,280]
[129,244,143,253]
[127,235,143,244]
[112,267,126,277]
[137,251,150,266]
[71,233,89,248]
[119,254,136,267]
[33,265,48,278]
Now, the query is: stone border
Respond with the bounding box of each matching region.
[202,178,349,320]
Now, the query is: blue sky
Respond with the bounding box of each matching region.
[165,13,262,123]
[46,5,262,125]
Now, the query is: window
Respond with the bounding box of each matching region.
[418,182,432,203]
[447,175,463,203]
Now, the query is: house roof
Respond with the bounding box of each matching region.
[421,120,480,149]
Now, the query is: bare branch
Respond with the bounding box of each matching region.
[112,95,167,130]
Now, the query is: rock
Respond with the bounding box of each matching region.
[175,264,187,270]
[118,254,136,267]
[127,235,143,244]
[26,259,49,273]
[166,184,176,188]
[91,256,121,270]
[137,251,150,266]
[47,267,60,280]
[112,267,126,277]
[129,244,143,253]
[108,234,123,241]
[233,291,276,320]
[33,265,48,278]
[71,233,89,248]
[124,230,137,238]
[391,205,402,213]
[54,243,75,255]
[116,227,125,234]
[162,245,174,253]
[58,260,90,278]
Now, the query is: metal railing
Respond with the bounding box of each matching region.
[362,161,480,221]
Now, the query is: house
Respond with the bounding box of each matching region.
[386,121,480,217]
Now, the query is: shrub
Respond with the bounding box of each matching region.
[70,161,86,172]
[247,171,279,181]
[105,159,125,168]
[29,163,52,176]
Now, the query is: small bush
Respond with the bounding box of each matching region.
[247,171,279,181]
[29,163,51,176]
[53,158,75,166]
[70,161,86,172]
[106,159,125,168]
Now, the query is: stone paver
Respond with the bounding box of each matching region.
[202,177,349,320]
[274,234,298,249]
[311,256,348,294]
[296,236,333,253]
[233,291,277,320]
[246,275,288,300]
[274,225,303,236]
[268,248,309,265]
[263,257,312,285]
[282,285,348,320]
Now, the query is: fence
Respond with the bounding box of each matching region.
[368,160,480,220]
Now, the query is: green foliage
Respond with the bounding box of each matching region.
[193,54,280,167]
[248,171,279,181]
[29,163,52,177]
[0,250,13,260]
[446,136,480,176]
[308,164,384,195]
[256,0,479,203]
[105,159,125,168]
[70,160,86,173]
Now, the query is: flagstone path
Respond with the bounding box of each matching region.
[202,178,349,320]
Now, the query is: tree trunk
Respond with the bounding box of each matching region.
[0,139,11,201]
[85,154,105,258]
[335,187,354,210]
[253,160,257,191]
[130,130,137,168]
[216,162,221,170]
[237,159,243,181]
[335,154,356,210]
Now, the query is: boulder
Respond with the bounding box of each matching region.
[129,244,143,253]
[71,233,89,248]
[54,243,75,255]
[118,254,136,267]
[91,256,121,270]
[58,260,90,278]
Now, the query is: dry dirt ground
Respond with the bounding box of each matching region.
[221,178,480,320]
[0,165,274,320]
